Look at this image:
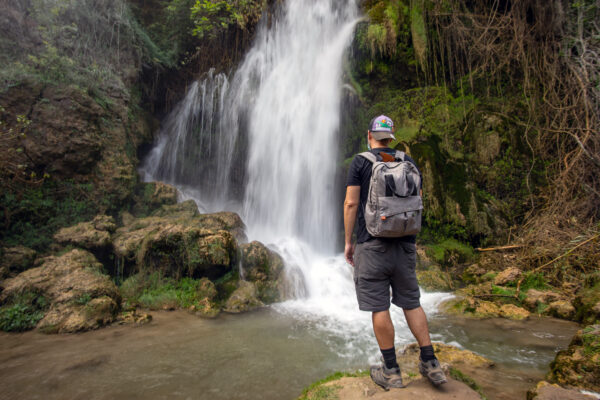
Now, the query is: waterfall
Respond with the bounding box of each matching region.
[141,0,453,359]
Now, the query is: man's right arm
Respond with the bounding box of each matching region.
[344,185,360,266]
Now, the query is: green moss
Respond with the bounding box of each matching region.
[120,272,218,311]
[449,367,487,400]
[0,291,48,332]
[426,239,474,266]
[74,293,92,306]
[1,180,98,251]
[581,326,600,357]
[299,370,369,400]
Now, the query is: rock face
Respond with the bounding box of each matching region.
[113,201,237,280]
[0,246,37,272]
[240,241,285,302]
[53,215,116,250]
[224,281,263,313]
[417,266,453,292]
[524,289,563,310]
[527,381,595,400]
[499,303,530,320]
[0,249,120,333]
[494,267,522,286]
[548,300,576,320]
[548,324,600,392]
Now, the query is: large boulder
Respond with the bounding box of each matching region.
[549,300,576,320]
[112,202,239,280]
[548,324,600,392]
[240,241,285,302]
[0,246,37,272]
[223,281,263,313]
[494,267,522,286]
[499,304,530,320]
[0,249,120,333]
[53,215,116,250]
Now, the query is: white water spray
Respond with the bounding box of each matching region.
[141,0,453,360]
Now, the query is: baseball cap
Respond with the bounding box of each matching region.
[369,115,395,141]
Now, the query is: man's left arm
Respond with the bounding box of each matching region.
[344,186,360,266]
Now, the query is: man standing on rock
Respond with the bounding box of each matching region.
[343,115,447,390]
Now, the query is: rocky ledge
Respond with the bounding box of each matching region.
[0,182,289,333]
[300,343,491,400]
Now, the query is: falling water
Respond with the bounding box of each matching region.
[141,0,453,360]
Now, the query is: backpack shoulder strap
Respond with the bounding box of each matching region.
[395,151,405,161]
[358,152,377,164]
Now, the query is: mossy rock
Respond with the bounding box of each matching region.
[53,215,115,250]
[547,325,600,392]
[224,281,263,313]
[417,266,453,292]
[240,241,285,303]
[0,246,37,272]
[0,249,120,333]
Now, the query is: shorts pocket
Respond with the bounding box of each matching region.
[363,240,388,253]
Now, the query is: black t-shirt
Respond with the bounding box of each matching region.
[346,147,422,244]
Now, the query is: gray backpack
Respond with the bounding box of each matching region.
[359,151,423,237]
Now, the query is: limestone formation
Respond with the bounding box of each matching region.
[240,241,285,302]
[474,300,501,318]
[53,215,116,250]
[548,300,576,320]
[417,266,453,292]
[494,267,522,286]
[499,304,530,320]
[224,281,264,313]
[524,289,563,310]
[548,325,600,392]
[0,249,120,333]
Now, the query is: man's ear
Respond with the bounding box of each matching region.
[367,131,372,140]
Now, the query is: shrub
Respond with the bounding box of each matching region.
[0,292,48,332]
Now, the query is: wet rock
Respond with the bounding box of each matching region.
[197,212,248,243]
[499,304,530,320]
[494,267,522,286]
[302,343,491,400]
[0,249,120,333]
[548,325,600,392]
[524,289,563,310]
[224,281,263,313]
[549,300,576,320]
[240,241,285,302]
[150,200,200,219]
[527,381,595,400]
[474,300,501,318]
[53,215,115,250]
[0,246,37,272]
[144,182,179,208]
[417,266,453,292]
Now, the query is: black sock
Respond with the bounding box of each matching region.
[420,345,436,362]
[380,347,399,369]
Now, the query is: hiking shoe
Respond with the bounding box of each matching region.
[370,363,405,390]
[419,358,447,386]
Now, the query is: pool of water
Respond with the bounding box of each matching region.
[0,306,579,400]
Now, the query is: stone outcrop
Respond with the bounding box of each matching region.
[527,381,596,400]
[417,266,453,292]
[549,300,576,320]
[0,249,120,333]
[524,289,563,310]
[301,343,491,400]
[240,241,285,302]
[53,215,116,250]
[224,281,263,313]
[499,303,530,320]
[113,200,237,280]
[548,324,600,392]
[494,267,522,286]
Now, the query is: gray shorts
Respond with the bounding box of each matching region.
[353,239,421,312]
